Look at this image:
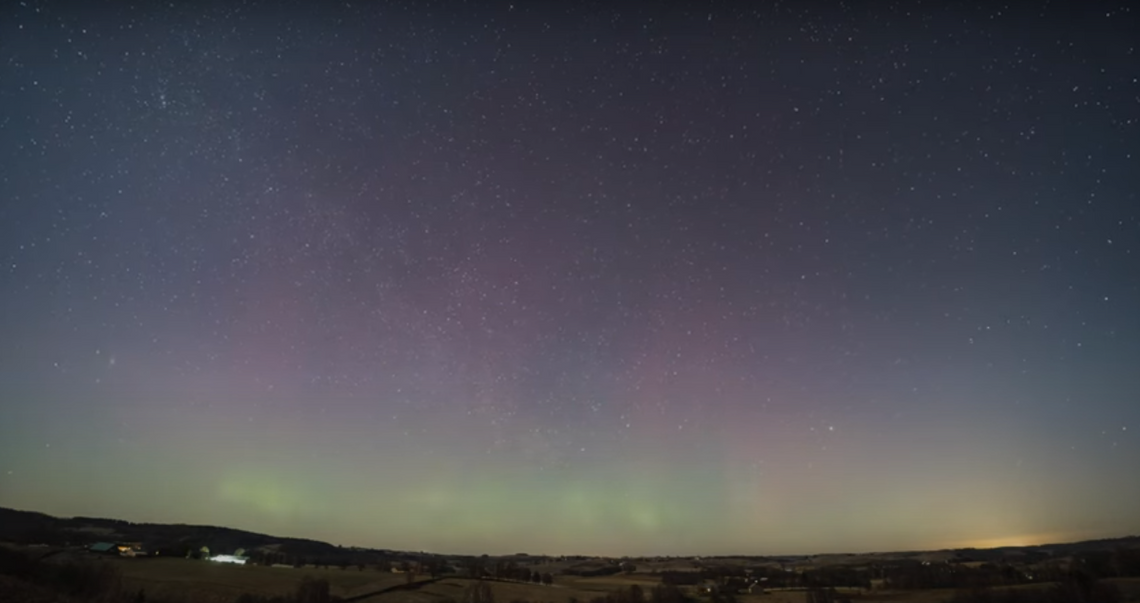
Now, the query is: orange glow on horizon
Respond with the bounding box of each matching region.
[941,532,1077,550]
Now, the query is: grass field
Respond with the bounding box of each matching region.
[360,577,594,603]
[109,559,601,603]
[109,557,410,602]
[559,572,664,590]
[54,556,1140,603]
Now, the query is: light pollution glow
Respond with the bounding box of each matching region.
[1,1,1138,556]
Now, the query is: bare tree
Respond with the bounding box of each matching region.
[463,580,495,603]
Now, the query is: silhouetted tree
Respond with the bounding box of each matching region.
[295,577,331,603]
[1053,569,1121,603]
[467,558,486,579]
[1118,547,1140,576]
[649,584,689,603]
[463,580,495,603]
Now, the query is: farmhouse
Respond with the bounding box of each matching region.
[209,554,250,565]
[88,542,145,557]
[88,542,117,555]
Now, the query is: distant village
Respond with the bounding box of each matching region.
[73,534,1140,597]
[4,508,1140,602]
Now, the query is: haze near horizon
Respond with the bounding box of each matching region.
[1,2,1138,557]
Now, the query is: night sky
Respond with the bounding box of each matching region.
[1,2,1138,557]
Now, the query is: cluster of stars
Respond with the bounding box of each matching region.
[0,1,1137,555]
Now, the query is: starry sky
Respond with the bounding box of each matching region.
[1,2,1138,557]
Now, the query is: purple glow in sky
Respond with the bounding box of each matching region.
[1,2,1138,556]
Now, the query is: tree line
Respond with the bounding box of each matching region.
[878,548,1140,591]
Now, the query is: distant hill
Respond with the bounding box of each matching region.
[0,507,405,567]
[1,506,1137,565]
[933,537,1140,565]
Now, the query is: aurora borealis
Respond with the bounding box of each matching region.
[1,2,1138,556]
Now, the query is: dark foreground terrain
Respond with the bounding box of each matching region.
[1,507,1138,603]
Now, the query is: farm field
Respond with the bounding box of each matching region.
[722,578,1140,603]
[353,577,594,603]
[107,559,596,603]
[108,557,408,602]
[558,572,664,591]
[6,551,1140,603]
[4,531,1139,603]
